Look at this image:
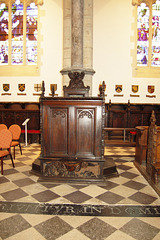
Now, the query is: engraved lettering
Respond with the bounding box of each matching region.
[82,206,104,214]
[54,205,65,214]
[139,208,153,215]
[153,207,160,215]
[64,206,75,214]
[109,207,121,215]
[125,207,136,215]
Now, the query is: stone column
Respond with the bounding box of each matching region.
[71,0,83,68]
[61,0,95,94]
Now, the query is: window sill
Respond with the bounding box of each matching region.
[0,65,40,76]
[133,66,160,78]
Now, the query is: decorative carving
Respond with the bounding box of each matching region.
[99,81,106,97]
[44,160,98,178]
[41,80,45,97]
[52,110,66,118]
[68,71,85,88]
[78,110,93,119]
[63,71,90,97]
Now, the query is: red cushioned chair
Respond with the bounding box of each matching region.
[9,124,22,159]
[0,129,14,175]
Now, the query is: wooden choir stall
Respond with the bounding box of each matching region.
[32,72,117,184]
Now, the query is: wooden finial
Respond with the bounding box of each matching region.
[41,80,45,97]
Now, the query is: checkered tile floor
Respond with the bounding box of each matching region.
[0,144,160,240]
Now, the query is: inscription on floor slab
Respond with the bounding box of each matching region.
[0,201,160,217]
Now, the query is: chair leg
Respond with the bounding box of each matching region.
[13,146,15,159]
[1,157,3,175]
[19,143,22,155]
[10,153,15,168]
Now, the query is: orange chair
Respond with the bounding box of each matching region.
[9,124,22,159]
[0,124,7,131]
[0,129,14,175]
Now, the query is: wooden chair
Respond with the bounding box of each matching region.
[9,124,22,159]
[0,129,14,175]
[0,124,7,131]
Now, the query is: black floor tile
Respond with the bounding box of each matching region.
[129,192,158,204]
[31,190,60,202]
[78,217,116,240]
[0,215,31,239]
[64,190,92,203]
[120,218,160,240]
[96,191,124,204]
[34,216,73,240]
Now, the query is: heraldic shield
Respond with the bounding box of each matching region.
[34,84,41,92]
[148,85,155,94]
[18,84,25,92]
[3,84,9,92]
[132,85,139,93]
[115,85,122,93]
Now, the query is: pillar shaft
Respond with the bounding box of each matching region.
[71,0,83,68]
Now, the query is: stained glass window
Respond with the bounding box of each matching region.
[0,0,38,66]
[137,0,160,67]
[137,4,149,66]
[152,0,160,66]
[12,1,23,64]
[26,3,38,65]
[0,3,8,64]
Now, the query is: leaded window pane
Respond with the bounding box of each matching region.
[12,1,23,64]
[0,3,8,65]
[26,3,38,65]
[137,4,149,66]
[151,0,160,66]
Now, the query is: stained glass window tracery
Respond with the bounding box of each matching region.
[0,0,38,66]
[0,3,8,64]
[136,0,160,68]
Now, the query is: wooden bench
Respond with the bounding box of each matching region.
[103,127,136,142]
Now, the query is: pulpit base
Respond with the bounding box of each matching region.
[31,157,118,185]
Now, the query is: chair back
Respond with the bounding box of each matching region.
[0,124,7,131]
[0,129,12,149]
[9,124,21,140]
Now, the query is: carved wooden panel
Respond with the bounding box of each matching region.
[156,129,160,162]
[3,111,15,127]
[15,112,27,126]
[40,97,103,161]
[27,112,40,130]
[130,113,142,127]
[76,109,94,156]
[50,108,68,155]
[112,112,127,128]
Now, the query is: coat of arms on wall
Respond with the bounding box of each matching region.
[115,85,122,93]
[132,85,139,93]
[34,84,41,92]
[18,84,25,92]
[1,83,11,95]
[148,85,155,94]
[146,85,156,98]
[50,84,57,93]
[130,85,139,98]
[49,84,58,97]
[3,84,10,92]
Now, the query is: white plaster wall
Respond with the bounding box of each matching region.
[93,0,160,104]
[0,0,160,104]
[0,0,63,102]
